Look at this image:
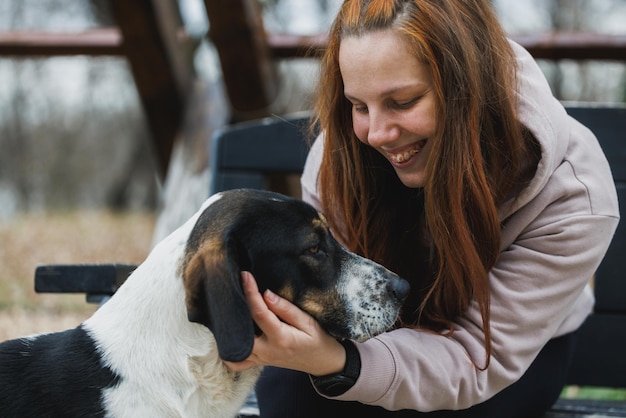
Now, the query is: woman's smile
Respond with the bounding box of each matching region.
[339,29,438,188]
[386,139,429,167]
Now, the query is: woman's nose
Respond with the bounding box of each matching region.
[367,111,399,147]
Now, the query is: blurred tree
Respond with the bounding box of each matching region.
[0,0,159,219]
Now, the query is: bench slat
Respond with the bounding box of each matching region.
[567,313,626,388]
[34,264,135,296]
[594,186,626,313]
[209,111,311,195]
[566,106,626,181]
[546,398,626,417]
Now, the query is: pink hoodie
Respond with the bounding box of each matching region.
[300,41,620,412]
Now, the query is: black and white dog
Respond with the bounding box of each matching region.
[0,189,409,418]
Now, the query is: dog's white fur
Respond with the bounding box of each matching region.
[84,194,258,418]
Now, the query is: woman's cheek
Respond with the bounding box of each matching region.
[352,115,369,145]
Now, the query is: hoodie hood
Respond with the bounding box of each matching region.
[499,40,572,220]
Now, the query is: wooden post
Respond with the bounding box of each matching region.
[203,0,277,121]
[109,0,196,178]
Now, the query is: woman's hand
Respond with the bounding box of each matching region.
[224,271,346,377]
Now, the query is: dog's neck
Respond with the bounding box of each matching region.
[83,217,261,417]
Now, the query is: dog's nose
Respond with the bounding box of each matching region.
[389,277,410,302]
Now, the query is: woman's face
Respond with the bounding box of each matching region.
[339,29,437,188]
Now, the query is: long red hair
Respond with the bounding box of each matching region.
[313,0,540,368]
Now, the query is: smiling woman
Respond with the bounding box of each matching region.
[228,1,620,417]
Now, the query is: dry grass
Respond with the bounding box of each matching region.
[0,210,156,341]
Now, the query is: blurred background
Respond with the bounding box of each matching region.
[0,0,624,352]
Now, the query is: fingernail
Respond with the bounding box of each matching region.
[265,289,278,303]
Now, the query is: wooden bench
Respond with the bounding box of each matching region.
[35,105,625,417]
[542,105,626,418]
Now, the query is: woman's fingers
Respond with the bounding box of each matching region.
[263,289,319,337]
[241,271,316,337]
[240,271,284,333]
[225,271,346,376]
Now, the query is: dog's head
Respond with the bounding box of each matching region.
[182,189,409,362]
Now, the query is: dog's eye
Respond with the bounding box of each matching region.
[303,244,325,258]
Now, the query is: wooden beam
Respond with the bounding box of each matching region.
[108,0,195,178]
[2,28,622,63]
[0,28,123,56]
[203,0,277,120]
[267,33,326,59]
[149,0,197,98]
[512,32,626,61]
[266,31,626,62]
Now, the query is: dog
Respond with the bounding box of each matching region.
[0,189,409,418]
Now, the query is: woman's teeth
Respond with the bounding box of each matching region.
[389,146,420,163]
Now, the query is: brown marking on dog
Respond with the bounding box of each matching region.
[183,238,225,322]
[313,212,329,229]
[275,283,295,303]
[298,288,342,319]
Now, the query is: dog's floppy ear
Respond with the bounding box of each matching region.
[183,235,254,362]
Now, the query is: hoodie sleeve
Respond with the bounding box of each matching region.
[328,206,616,411]
[301,132,324,211]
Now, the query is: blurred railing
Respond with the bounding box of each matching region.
[266,31,626,61]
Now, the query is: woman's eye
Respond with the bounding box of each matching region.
[303,244,326,258]
[394,97,418,109]
[353,104,368,114]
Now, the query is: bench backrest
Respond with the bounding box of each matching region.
[565,106,626,314]
[209,111,312,195]
[563,105,626,388]
[208,105,626,388]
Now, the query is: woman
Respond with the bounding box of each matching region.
[226,0,619,416]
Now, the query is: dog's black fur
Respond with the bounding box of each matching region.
[0,326,118,417]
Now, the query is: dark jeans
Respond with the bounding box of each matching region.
[255,332,577,418]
